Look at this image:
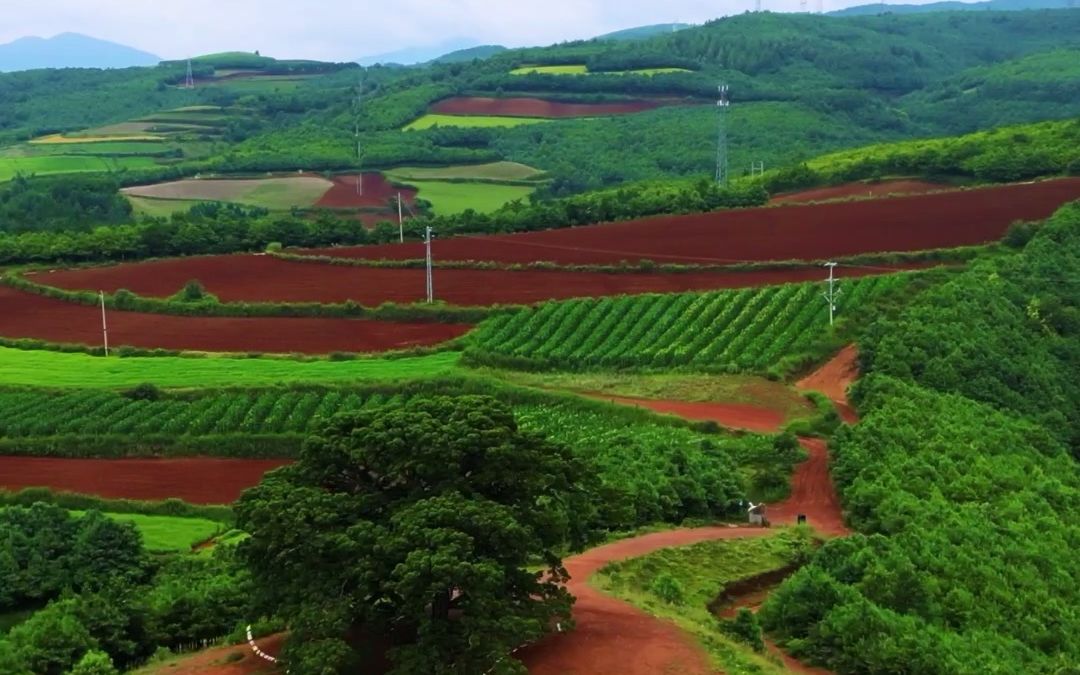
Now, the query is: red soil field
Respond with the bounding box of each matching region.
[0,457,290,504]
[35,255,919,307]
[431,96,666,118]
[0,286,468,354]
[315,173,417,209]
[311,178,1080,265]
[770,179,945,204]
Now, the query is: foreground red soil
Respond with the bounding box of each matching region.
[431,96,666,117]
[312,178,1080,264]
[35,255,919,307]
[770,179,945,204]
[797,344,861,424]
[315,173,416,209]
[0,286,468,353]
[140,634,284,675]
[0,457,290,504]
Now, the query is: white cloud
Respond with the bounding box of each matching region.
[0,0,948,61]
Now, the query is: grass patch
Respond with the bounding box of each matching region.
[0,156,158,183]
[480,370,817,423]
[408,180,535,214]
[385,161,545,183]
[594,530,814,675]
[0,347,461,388]
[121,176,332,210]
[30,133,164,144]
[510,64,589,75]
[404,114,550,130]
[71,511,223,553]
[126,196,205,218]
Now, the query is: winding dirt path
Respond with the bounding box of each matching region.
[797,345,860,424]
[586,393,787,433]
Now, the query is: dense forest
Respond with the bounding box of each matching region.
[759,203,1080,673]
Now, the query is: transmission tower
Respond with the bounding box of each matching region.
[715,84,731,186]
[823,262,841,326]
[800,0,808,11]
[184,59,195,89]
[817,0,824,13]
[755,0,763,11]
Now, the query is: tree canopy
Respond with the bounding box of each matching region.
[236,395,593,674]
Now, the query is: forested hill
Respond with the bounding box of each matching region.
[831,0,1074,16]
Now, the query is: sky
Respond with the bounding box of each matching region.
[0,0,949,61]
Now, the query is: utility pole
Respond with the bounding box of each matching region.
[424,226,434,303]
[99,291,109,356]
[750,160,764,178]
[715,84,730,186]
[397,192,404,243]
[823,262,840,326]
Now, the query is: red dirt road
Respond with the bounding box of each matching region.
[589,394,787,433]
[0,286,468,354]
[770,180,944,204]
[518,527,773,675]
[143,634,284,675]
[431,96,666,118]
[315,173,416,209]
[313,178,1080,265]
[35,255,919,307]
[768,438,850,537]
[797,345,860,424]
[0,457,290,504]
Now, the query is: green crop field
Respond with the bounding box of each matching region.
[385,161,545,183]
[71,511,223,553]
[126,196,205,218]
[0,348,460,388]
[509,64,691,76]
[467,275,910,372]
[409,180,535,214]
[0,155,158,183]
[121,176,332,210]
[404,114,551,130]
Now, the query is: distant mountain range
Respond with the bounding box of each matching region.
[595,23,692,40]
[356,38,494,67]
[0,32,160,72]
[830,0,1074,16]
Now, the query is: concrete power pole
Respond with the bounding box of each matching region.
[823,262,841,326]
[425,226,434,303]
[99,291,109,356]
[397,193,404,243]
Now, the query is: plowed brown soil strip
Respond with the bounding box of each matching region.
[797,345,860,423]
[35,255,920,307]
[311,178,1080,265]
[431,96,666,118]
[0,457,289,504]
[315,173,416,209]
[770,180,944,204]
[141,634,284,675]
[0,286,468,354]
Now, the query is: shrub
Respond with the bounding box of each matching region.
[650,573,685,605]
[123,383,162,401]
[722,608,764,652]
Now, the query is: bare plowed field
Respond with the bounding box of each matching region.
[315,173,416,209]
[310,178,1080,265]
[0,456,289,504]
[431,97,665,118]
[770,179,945,204]
[35,255,918,307]
[0,286,468,353]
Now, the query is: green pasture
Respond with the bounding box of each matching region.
[0,155,158,183]
[385,161,545,183]
[71,511,223,553]
[509,64,691,76]
[409,180,535,214]
[125,196,205,218]
[0,347,461,388]
[404,114,551,130]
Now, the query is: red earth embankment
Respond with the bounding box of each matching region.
[0,457,289,504]
[140,634,285,675]
[797,344,860,424]
[315,173,416,209]
[0,286,468,354]
[311,178,1080,265]
[431,96,667,118]
[770,179,945,204]
[588,394,787,433]
[34,255,919,307]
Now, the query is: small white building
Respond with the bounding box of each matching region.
[748,502,767,526]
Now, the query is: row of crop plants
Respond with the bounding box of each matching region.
[465,274,910,372]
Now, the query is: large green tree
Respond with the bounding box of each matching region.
[237,395,591,674]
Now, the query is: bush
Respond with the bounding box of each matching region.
[650,573,686,605]
[123,383,162,401]
[722,608,764,652]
